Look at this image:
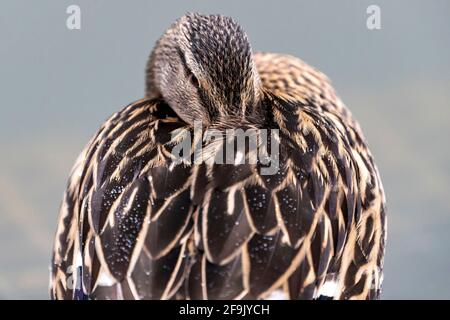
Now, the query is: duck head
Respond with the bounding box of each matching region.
[146,13,262,126]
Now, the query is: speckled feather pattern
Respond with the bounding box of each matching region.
[50,15,386,300]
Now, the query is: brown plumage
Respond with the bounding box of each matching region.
[50,13,386,300]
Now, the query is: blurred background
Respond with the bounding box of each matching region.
[1,0,449,299]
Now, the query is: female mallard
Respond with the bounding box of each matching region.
[50,13,386,300]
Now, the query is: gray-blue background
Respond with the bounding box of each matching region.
[1,0,449,299]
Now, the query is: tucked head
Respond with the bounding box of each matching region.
[146,13,261,125]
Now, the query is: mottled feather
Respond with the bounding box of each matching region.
[50,16,386,301]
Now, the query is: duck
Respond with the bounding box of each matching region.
[50,13,386,300]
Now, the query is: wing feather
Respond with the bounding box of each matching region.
[52,52,386,300]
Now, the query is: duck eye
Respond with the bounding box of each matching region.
[189,73,199,87]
